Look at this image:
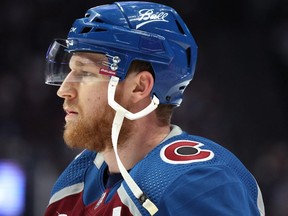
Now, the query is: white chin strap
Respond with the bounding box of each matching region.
[108,76,159,215]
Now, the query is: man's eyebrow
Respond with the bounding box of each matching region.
[69,60,84,69]
[70,57,95,68]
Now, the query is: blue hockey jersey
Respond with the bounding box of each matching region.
[45,125,265,215]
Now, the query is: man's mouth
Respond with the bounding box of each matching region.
[64,108,79,121]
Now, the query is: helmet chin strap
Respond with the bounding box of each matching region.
[108,76,159,215]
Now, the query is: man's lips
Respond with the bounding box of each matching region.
[64,108,79,121]
[65,109,78,115]
[63,106,78,114]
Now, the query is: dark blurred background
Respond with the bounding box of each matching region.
[0,0,287,215]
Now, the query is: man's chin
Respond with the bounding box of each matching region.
[63,126,83,149]
[63,126,109,152]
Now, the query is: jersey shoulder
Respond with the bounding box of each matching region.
[127,132,261,214]
[48,150,97,204]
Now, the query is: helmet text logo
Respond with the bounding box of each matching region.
[135,9,169,29]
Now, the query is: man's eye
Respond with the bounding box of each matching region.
[81,71,93,77]
[73,71,96,78]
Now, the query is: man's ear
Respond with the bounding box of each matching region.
[131,71,154,103]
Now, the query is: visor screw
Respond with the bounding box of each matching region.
[112,56,121,63]
[110,63,118,71]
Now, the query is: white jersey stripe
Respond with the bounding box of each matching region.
[257,184,265,216]
[49,183,84,205]
[118,185,142,216]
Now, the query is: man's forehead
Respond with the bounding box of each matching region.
[70,52,106,64]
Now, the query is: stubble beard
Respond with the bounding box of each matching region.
[63,103,133,152]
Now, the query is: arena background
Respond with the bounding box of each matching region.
[0,0,287,215]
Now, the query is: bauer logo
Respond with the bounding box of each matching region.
[134,9,169,29]
[99,68,117,76]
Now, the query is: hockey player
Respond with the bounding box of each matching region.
[44,1,265,215]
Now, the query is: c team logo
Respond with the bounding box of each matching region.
[160,140,214,164]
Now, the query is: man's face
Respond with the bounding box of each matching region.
[57,52,132,152]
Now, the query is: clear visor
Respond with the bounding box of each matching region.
[45,39,120,86]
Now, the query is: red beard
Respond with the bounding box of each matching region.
[63,103,133,152]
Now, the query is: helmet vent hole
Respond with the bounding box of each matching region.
[94,28,107,32]
[80,27,92,34]
[92,17,104,23]
[186,47,191,68]
[179,86,186,91]
[175,19,185,35]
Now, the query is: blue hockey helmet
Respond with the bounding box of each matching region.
[46,1,197,106]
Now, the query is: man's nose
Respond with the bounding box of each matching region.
[57,72,77,99]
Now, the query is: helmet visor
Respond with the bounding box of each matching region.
[45,39,72,85]
[45,39,118,85]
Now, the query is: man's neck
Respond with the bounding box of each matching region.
[102,123,171,173]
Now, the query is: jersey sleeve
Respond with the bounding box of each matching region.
[156,165,260,216]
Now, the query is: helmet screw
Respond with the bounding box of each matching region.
[110,63,118,71]
[112,56,121,63]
